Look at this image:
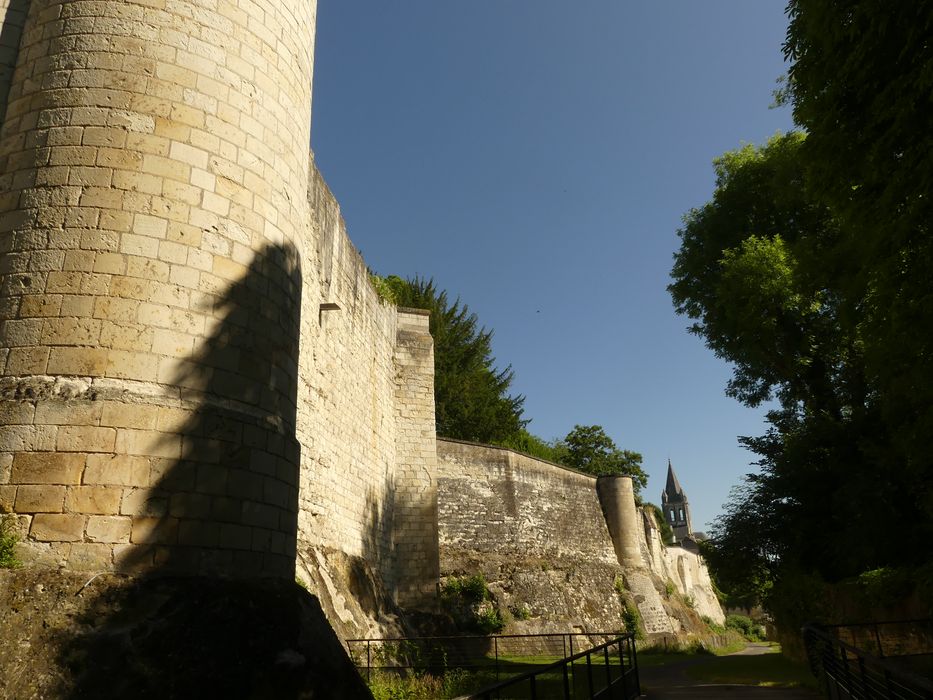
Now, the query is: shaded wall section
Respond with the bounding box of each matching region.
[392,308,440,610]
[0,0,28,125]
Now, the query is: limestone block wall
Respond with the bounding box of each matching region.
[297,164,400,576]
[437,439,627,632]
[0,0,318,578]
[642,510,725,625]
[596,475,674,634]
[291,162,439,640]
[597,475,645,569]
[392,309,440,610]
[0,0,438,630]
[437,439,724,637]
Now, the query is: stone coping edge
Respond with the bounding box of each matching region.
[436,436,597,481]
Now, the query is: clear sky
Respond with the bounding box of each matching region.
[310,1,796,532]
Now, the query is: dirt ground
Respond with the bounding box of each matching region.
[0,568,372,699]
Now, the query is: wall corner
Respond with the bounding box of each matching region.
[392,307,440,611]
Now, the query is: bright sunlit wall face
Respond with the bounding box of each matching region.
[0,0,317,577]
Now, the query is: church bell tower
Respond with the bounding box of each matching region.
[661,460,693,541]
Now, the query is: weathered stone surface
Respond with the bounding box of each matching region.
[0,0,317,579]
[68,543,114,571]
[11,453,84,485]
[642,509,726,625]
[65,486,122,515]
[83,454,150,487]
[436,439,723,639]
[30,514,85,542]
[13,484,65,513]
[437,439,628,633]
[85,515,132,544]
[130,516,179,545]
[0,485,15,512]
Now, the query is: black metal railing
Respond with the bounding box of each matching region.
[802,623,933,699]
[468,633,640,700]
[346,631,621,683]
[819,620,933,660]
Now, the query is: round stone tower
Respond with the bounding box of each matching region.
[0,0,318,578]
[596,475,646,570]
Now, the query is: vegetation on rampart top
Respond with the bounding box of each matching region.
[670,0,933,632]
[495,425,648,496]
[646,504,675,545]
[493,428,564,464]
[370,274,526,444]
[370,273,648,493]
[557,425,647,492]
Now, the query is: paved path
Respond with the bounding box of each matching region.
[638,644,820,699]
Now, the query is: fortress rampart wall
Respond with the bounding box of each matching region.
[0,0,29,125]
[436,438,627,632]
[436,439,724,636]
[642,508,725,625]
[296,163,438,615]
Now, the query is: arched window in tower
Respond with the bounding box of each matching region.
[670,509,675,522]
[679,508,684,522]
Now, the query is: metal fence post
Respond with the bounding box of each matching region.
[604,645,612,698]
[631,635,641,697]
[569,635,575,696]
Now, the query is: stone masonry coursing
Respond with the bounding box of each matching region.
[0,0,320,579]
[296,164,439,635]
[436,438,627,634]
[436,439,724,638]
[0,0,439,620]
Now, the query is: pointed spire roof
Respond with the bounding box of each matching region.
[664,459,685,499]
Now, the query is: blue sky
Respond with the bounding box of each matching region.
[310,1,796,531]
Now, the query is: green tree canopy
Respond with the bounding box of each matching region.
[784,0,933,489]
[670,131,932,611]
[557,425,647,494]
[494,428,565,465]
[376,275,527,444]
[647,504,675,547]
[670,133,854,415]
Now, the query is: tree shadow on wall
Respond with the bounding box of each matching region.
[295,475,405,643]
[52,242,370,699]
[356,478,399,624]
[0,0,30,125]
[364,478,453,639]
